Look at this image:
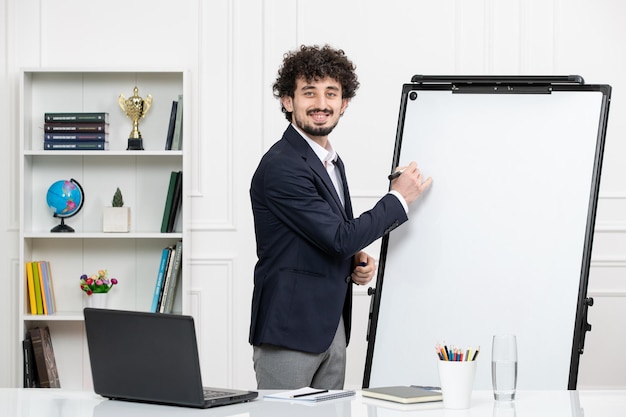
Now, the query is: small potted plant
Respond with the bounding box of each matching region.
[80,269,119,309]
[103,187,130,232]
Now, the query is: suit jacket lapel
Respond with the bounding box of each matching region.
[284,126,350,219]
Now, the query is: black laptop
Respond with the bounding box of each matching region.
[84,308,258,408]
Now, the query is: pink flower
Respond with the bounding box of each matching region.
[80,269,120,295]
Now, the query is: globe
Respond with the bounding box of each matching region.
[46,179,84,232]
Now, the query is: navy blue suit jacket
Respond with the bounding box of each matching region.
[249,125,408,353]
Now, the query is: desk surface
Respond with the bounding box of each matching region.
[2,389,626,417]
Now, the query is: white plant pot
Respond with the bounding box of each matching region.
[103,207,131,233]
[85,293,108,309]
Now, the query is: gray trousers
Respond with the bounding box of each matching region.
[253,316,347,389]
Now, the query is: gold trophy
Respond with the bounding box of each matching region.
[118,86,153,150]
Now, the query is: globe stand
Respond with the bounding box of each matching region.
[51,218,75,233]
[47,178,84,233]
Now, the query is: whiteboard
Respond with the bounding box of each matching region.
[364,77,610,390]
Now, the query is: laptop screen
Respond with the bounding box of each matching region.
[84,308,206,407]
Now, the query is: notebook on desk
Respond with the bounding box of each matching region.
[84,308,258,408]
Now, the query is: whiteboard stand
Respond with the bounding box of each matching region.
[363,75,611,390]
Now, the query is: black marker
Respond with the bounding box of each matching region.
[388,170,404,181]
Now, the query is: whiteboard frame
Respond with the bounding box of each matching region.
[363,76,611,390]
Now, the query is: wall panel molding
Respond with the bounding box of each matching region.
[595,222,626,233]
[189,257,235,386]
[591,259,626,268]
[4,259,18,387]
[588,290,626,298]
[191,220,237,232]
[193,0,235,228]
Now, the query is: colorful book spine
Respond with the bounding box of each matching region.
[44,122,108,133]
[26,261,57,315]
[39,261,55,315]
[44,132,108,141]
[158,247,176,313]
[44,261,57,313]
[25,262,37,315]
[162,240,183,314]
[37,262,51,315]
[44,140,108,150]
[31,262,43,314]
[44,112,109,123]
[150,248,171,313]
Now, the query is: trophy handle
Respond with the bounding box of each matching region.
[142,94,153,118]
[118,94,127,113]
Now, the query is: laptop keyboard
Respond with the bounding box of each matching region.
[203,388,232,399]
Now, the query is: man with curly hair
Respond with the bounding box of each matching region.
[249,44,432,389]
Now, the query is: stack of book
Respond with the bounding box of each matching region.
[44,112,109,150]
[23,326,61,388]
[25,261,56,315]
[150,240,183,314]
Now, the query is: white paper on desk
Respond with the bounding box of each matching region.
[264,387,355,402]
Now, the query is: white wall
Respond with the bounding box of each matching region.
[2,0,626,390]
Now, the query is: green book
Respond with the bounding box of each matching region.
[31,262,43,314]
[160,171,178,233]
[166,171,182,232]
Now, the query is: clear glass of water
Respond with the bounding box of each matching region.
[491,334,517,401]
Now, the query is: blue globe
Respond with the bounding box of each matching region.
[46,179,84,232]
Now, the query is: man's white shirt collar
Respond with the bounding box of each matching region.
[292,123,337,165]
[290,123,407,213]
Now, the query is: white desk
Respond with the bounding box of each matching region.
[2,389,626,417]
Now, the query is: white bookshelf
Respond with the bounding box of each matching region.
[18,69,190,389]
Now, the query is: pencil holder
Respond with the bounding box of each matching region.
[437,359,477,409]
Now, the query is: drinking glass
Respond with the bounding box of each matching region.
[491,334,517,401]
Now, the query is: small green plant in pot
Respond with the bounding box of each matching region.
[112,187,124,207]
[103,187,131,232]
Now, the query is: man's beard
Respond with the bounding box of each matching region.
[294,110,339,137]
